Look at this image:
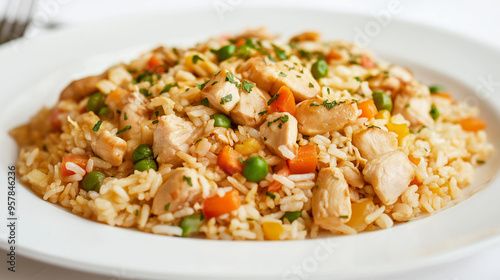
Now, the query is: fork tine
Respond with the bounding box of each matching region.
[17,0,37,38]
[11,0,36,40]
[0,0,14,43]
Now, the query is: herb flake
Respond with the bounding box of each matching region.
[116,125,132,135]
[183,176,193,186]
[92,120,102,132]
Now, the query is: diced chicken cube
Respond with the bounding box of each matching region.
[339,164,365,189]
[352,128,398,161]
[363,150,415,205]
[59,72,108,101]
[153,114,200,167]
[393,92,434,127]
[230,85,270,127]
[312,167,351,231]
[238,57,320,102]
[90,130,127,166]
[259,112,298,159]
[119,103,149,141]
[151,168,202,215]
[200,69,241,114]
[295,100,358,135]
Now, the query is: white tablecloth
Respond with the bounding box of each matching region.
[1,0,499,279]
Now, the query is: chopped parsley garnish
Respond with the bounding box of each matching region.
[384,71,390,78]
[268,114,290,128]
[152,120,159,124]
[367,125,381,129]
[241,80,255,93]
[238,157,244,163]
[135,210,139,216]
[429,104,440,120]
[192,54,204,64]
[258,111,267,116]
[314,185,319,189]
[267,94,280,105]
[164,203,170,211]
[263,137,267,141]
[354,76,362,82]
[139,88,151,97]
[160,83,176,94]
[327,88,331,95]
[417,126,427,133]
[116,109,121,114]
[477,160,486,164]
[365,75,374,81]
[183,176,193,186]
[340,215,349,219]
[429,85,446,94]
[124,113,128,120]
[279,72,287,77]
[333,175,339,179]
[195,80,209,90]
[309,82,314,88]
[195,138,202,144]
[309,103,320,107]
[220,94,233,105]
[211,81,218,85]
[321,99,343,110]
[272,44,288,60]
[92,120,102,132]
[265,191,276,200]
[296,75,302,78]
[405,104,410,108]
[116,125,131,135]
[200,98,210,107]
[225,72,241,88]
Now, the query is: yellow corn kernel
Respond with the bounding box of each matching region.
[345,200,375,232]
[375,110,391,121]
[184,51,218,77]
[387,122,409,145]
[235,138,262,156]
[262,222,284,240]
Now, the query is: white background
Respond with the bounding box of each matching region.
[1,0,499,279]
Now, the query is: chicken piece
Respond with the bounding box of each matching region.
[363,150,415,205]
[59,72,108,101]
[153,114,200,167]
[238,57,320,102]
[230,86,270,127]
[339,164,364,189]
[393,92,434,127]
[151,168,202,215]
[352,128,398,161]
[119,103,149,141]
[200,69,241,114]
[295,100,358,135]
[312,167,352,231]
[90,130,127,166]
[259,112,298,159]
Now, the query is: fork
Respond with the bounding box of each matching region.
[0,0,37,44]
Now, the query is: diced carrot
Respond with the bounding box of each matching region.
[61,155,89,177]
[326,49,342,63]
[50,108,63,130]
[217,145,243,175]
[287,146,318,174]
[146,55,165,74]
[434,92,453,100]
[410,177,422,186]
[234,38,246,47]
[267,165,290,193]
[358,99,378,119]
[458,117,487,132]
[269,86,296,116]
[408,154,421,165]
[203,190,241,219]
[360,55,376,69]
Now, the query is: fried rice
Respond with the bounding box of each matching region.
[10,29,494,240]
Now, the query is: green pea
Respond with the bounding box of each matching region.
[429,85,446,93]
[372,92,393,112]
[214,44,236,62]
[86,92,106,114]
[282,211,302,223]
[81,171,106,192]
[210,113,231,128]
[311,59,328,79]
[134,158,158,172]
[242,156,268,182]
[132,144,154,164]
[98,106,109,116]
[429,104,440,120]
[180,213,204,237]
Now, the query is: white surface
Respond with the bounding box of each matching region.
[1,0,500,279]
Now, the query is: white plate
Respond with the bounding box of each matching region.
[1,5,500,280]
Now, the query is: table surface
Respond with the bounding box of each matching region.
[1,0,499,279]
